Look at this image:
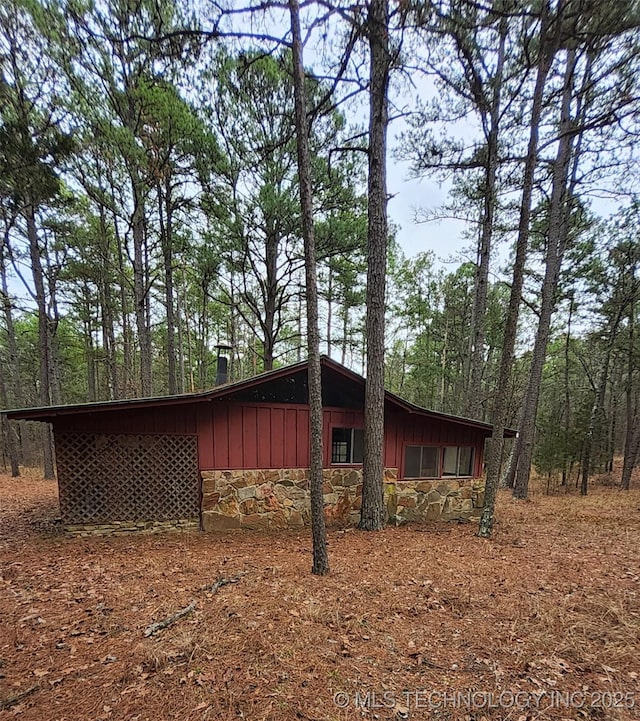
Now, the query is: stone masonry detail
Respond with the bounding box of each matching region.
[201,468,485,531]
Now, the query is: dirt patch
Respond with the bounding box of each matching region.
[1,473,639,720]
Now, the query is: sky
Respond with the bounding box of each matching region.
[386,161,470,264]
[228,3,477,270]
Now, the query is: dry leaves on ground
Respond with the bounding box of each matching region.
[1,470,639,721]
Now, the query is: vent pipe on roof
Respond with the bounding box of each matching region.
[215,344,232,386]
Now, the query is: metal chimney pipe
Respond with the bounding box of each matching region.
[215,344,232,386]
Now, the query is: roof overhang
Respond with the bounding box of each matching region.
[3,355,517,437]
[3,360,311,422]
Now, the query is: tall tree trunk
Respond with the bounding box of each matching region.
[466,20,507,420]
[0,362,19,476]
[478,5,553,536]
[111,186,133,395]
[341,307,349,365]
[263,232,278,371]
[622,423,640,490]
[289,0,329,575]
[47,272,62,406]
[176,276,186,393]
[84,287,97,402]
[25,203,54,479]
[360,0,390,531]
[131,175,152,396]
[606,378,616,473]
[440,319,448,409]
[326,264,332,356]
[297,290,303,362]
[622,264,637,490]
[581,318,622,495]
[513,47,579,500]
[160,179,178,395]
[562,291,574,485]
[183,282,195,392]
[229,277,238,383]
[199,285,208,388]
[1,235,22,475]
[97,205,118,399]
[101,288,118,400]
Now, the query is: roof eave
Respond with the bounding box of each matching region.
[2,355,518,437]
[3,358,312,422]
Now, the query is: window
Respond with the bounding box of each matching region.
[442,446,474,476]
[442,446,458,476]
[458,447,474,476]
[331,427,364,464]
[405,446,440,478]
[403,445,474,478]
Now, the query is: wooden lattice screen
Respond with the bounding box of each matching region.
[55,433,200,524]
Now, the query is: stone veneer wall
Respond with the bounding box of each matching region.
[64,518,199,537]
[201,468,485,531]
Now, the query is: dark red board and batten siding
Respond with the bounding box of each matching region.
[7,358,516,527]
[53,401,486,479]
[195,402,310,470]
[11,357,511,483]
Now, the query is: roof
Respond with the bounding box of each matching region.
[4,355,516,437]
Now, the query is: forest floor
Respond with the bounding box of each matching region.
[1,469,639,721]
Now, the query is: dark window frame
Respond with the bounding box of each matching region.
[404,445,441,479]
[402,444,475,479]
[330,426,364,465]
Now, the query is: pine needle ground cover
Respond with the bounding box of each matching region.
[1,473,639,721]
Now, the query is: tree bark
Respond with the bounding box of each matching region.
[96,204,118,399]
[478,5,553,536]
[176,277,186,393]
[288,0,329,574]
[0,365,19,476]
[109,183,133,395]
[83,286,97,402]
[622,423,640,490]
[581,318,622,495]
[360,0,390,531]
[25,203,55,479]
[263,230,278,372]
[326,264,332,356]
[160,177,178,395]
[562,292,574,486]
[622,264,637,490]
[513,47,579,500]
[0,235,22,475]
[466,22,506,420]
[341,307,349,365]
[131,173,152,396]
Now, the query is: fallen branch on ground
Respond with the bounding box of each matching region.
[143,574,245,637]
[144,601,197,637]
[0,685,39,710]
[200,573,245,594]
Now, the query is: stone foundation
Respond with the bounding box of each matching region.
[201,468,485,531]
[64,518,199,537]
[386,478,485,523]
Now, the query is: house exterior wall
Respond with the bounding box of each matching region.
[383,411,486,478]
[53,400,487,479]
[53,406,198,436]
[197,403,486,476]
[52,399,489,535]
[201,467,486,531]
[197,403,488,531]
[195,402,311,470]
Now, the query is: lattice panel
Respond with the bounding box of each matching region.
[55,433,200,524]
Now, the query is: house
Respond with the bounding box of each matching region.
[5,356,515,535]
